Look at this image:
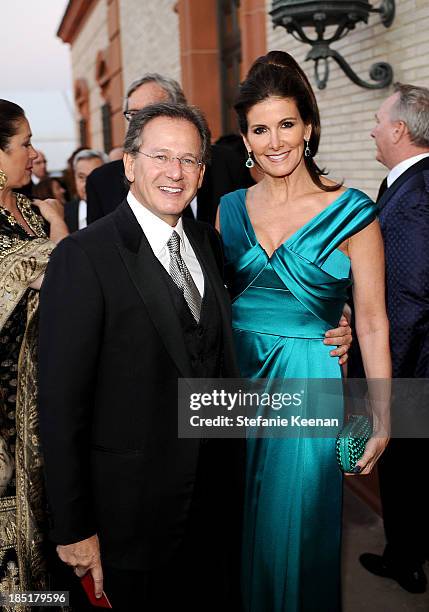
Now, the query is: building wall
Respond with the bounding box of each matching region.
[64,0,429,173]
[70,0,109,150]
[178,0,267,142]
[266,0,429,199]
[119,0,181,92]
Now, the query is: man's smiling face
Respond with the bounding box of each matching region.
[124,116,205,226]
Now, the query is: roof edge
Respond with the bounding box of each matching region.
[57,0,98,44]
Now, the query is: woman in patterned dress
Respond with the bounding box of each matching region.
[0,99,68,601]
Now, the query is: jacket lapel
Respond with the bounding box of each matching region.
[378,156,429,211]
[64,197,80,233]
[113,201,193,379]
[184,219,230,324]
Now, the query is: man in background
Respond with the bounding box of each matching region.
[18,149,49,198]
[64,149,106,232]
[32,149,48,184]
[359,83,429,593]
[108,146,123,162]
[86,73,252,226]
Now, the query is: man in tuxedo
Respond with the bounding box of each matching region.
[86,73,252,226]
[38,103,244,611]
[359,83,429,593]
[32,149,48,184]
[64,149,106,232]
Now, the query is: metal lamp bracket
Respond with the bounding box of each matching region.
[271,0,396,90]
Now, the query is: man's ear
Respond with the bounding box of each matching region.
[197,164,206,190]
[392,120,407,145]
[123,153,135,184]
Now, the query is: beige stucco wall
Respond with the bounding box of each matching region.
[119,0,181,94]
[266,0,429,199]
[70,0,109,151]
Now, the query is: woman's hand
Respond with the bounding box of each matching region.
[33,198,69,244]
[345,433,389,476]
[33,198,65,224]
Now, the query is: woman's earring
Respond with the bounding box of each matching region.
[245,151,255,169]
[304,140,312,158]
[0,169,7,190]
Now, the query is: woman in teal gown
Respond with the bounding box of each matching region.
[217,52,391,612]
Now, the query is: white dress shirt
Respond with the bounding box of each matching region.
[189,196,198,219]
[387,152,429,188]
[78,200,88,230]
[127,191,204,297]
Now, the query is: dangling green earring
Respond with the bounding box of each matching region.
[245,151,255,169]
[0,169,7,190]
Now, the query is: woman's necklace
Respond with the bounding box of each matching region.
[0,193,45,237]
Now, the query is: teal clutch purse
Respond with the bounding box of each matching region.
[336,415,372,473]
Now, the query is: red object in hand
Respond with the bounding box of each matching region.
[80,572,112,608]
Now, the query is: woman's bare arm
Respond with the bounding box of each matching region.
[349,219,391,474]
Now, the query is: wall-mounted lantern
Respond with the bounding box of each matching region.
[270,0,395,89]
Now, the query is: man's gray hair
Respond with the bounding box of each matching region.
[123,103,211,165]
[391,83,429,148]
[73,148,108,171]
[124,74,187,111]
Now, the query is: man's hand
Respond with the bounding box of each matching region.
[324,313,352,365]
[56,534,103,598]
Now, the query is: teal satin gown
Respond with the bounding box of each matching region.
[219,188,377,612]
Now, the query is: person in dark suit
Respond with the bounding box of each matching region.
[359,83,429,593]
[64,149,106,232]
[38,103,244,611]
[86,73,252,227]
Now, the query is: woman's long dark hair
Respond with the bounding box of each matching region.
[234,51,341,192]
[0,99,25,151]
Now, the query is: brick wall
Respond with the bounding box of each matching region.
[119,0,181,93]
[265,0,429,199]
[70,0,109,151]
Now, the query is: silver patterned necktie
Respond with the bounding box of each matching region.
[167,230,202,323]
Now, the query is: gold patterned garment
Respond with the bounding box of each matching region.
[0,194,54,609]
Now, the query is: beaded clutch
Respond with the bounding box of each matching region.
[336,415,372,473]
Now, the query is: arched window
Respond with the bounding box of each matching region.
[74,79,90,147]
[95,49,113,153]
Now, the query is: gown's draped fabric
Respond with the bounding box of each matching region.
[219,188,377,612]
[0,194,54,605]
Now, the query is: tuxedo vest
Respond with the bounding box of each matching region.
[161,264,223,379]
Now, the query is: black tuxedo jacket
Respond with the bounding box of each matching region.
[64,197,80,233]
[378,155,429,377]
[86,144,253,226]
[38,200,242,571]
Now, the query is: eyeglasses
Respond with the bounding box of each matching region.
[136,150,203,172]
[123,109,139,122]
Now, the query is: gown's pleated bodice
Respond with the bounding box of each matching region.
[219,188,377,612]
